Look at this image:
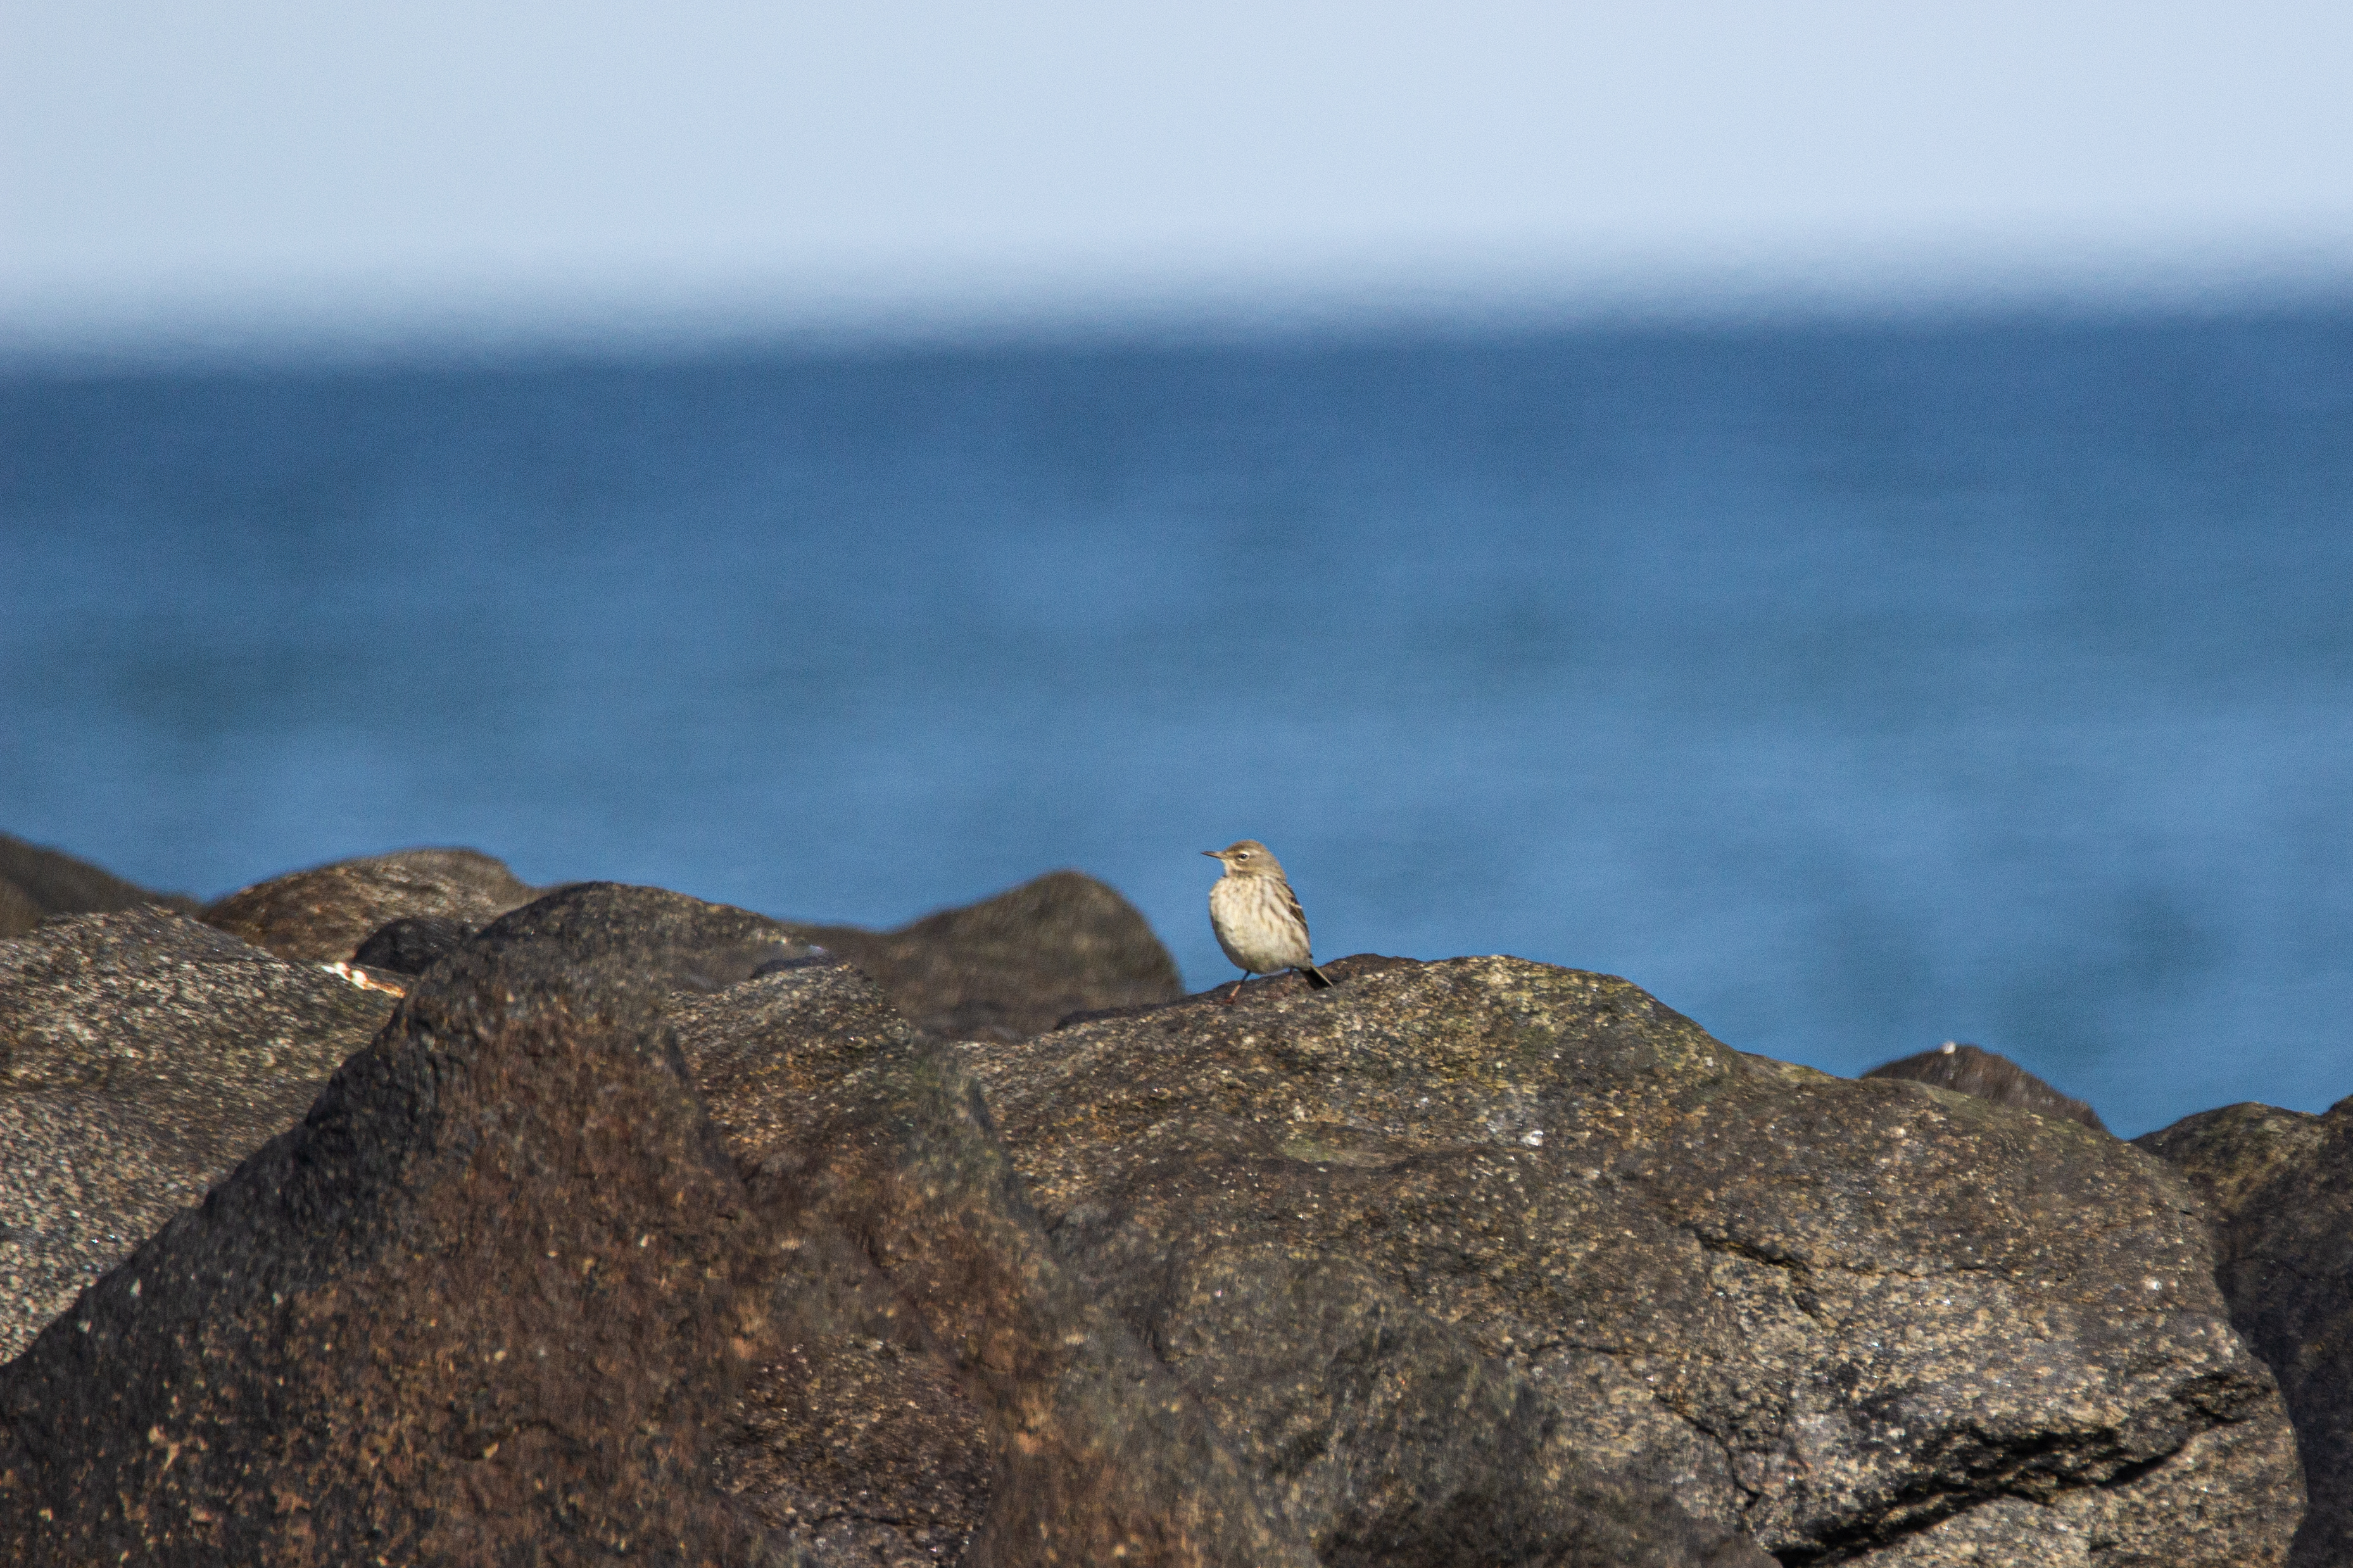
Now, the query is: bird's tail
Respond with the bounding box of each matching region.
[1303,964,1334,989]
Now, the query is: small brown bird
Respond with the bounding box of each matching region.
[1203,839,1332,1001]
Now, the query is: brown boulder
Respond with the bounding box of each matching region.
[787,869,1183,1041]
[1863,1041,2110,1133]
[202,846,541,963]
[0,832,200,937]
[2136,1100,2353,1567]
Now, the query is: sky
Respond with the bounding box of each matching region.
[6,2,2353,354]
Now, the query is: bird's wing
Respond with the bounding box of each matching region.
[1284,881,1311,948]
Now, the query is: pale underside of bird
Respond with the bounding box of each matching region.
[1203,838,1333,1001]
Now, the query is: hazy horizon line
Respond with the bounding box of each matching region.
[8,235,2353,377]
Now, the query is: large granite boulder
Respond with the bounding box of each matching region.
[787,869,1183,1041]
[203,846,541,963]
[0,894,1754,1567]
[956,957,2300,1565]
[0,909,394,1361]
[2136,1100,2352,1567]
[1864,1041,2110,1134]
[0,832,199,938]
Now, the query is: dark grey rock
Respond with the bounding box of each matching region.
[2136,1100,2353,1567]
[1864,1041,2110,1134]
[0,909,393,1361]
[349,913,475,975]
[959,958,2299,1566]
[0,833,199,937]
[786,869,1183,1041]
[203,846,541,963]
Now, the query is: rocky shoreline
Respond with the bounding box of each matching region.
[0,833,2341,1565]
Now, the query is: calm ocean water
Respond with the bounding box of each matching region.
[4,312,2352,1134]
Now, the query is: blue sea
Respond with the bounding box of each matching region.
[5,311,2352,1136]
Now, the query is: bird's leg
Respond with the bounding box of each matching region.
[1224,975,1248,1005]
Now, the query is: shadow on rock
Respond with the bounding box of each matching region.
[2138,1099,2353,1568]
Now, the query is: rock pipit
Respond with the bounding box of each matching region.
[1203,839,1333,1002]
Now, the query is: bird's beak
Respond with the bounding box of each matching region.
[1201,850,1220,859]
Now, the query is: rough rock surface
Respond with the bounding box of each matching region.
[203,846,541,963]
[1864,1042,2110,1134]
[0,909,393,1361]
[2136,1100,2350,1567]
[957,958,2301,1566]
[787,870,1183,1041]
[0,832,199,937]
